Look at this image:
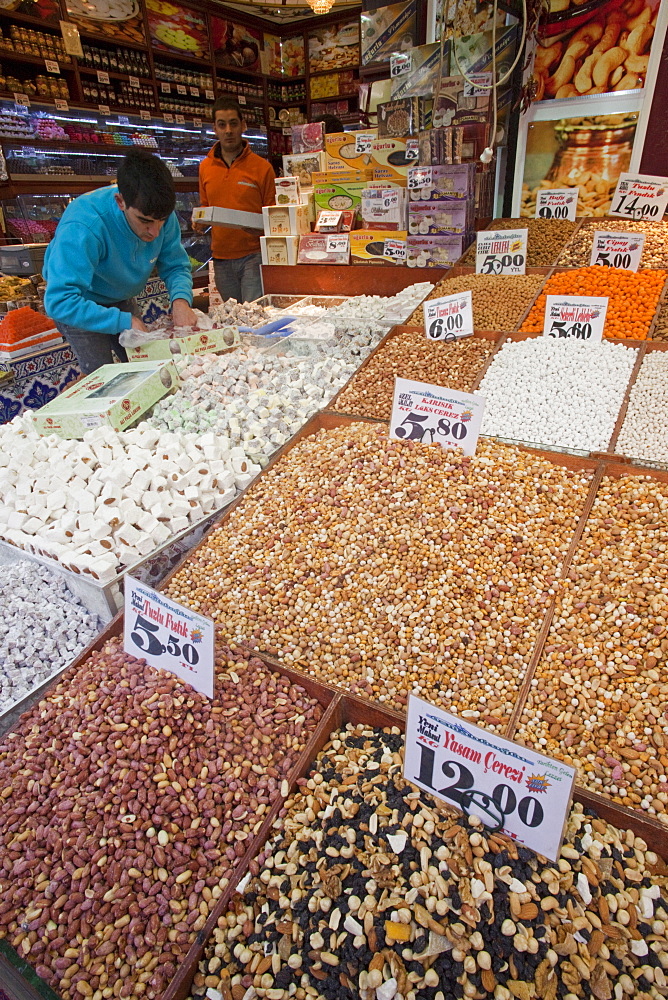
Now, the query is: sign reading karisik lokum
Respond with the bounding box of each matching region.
[405,694,576,861]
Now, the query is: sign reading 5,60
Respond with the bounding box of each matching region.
[404,695,576,861]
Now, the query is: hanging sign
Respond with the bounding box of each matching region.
[405,694,576,862]
[423,290,474,342]
[124,577,214,699]
[543,295,608,342]
[390,377,485,457]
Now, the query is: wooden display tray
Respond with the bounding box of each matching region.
[451,219,586,270]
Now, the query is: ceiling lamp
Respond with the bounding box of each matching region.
[306,0,335,11]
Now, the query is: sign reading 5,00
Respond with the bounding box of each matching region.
[405,695,576,861]
[476,229,527,275]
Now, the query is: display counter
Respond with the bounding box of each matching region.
[262,263,440,297]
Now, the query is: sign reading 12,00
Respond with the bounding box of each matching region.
[404,695,576,861]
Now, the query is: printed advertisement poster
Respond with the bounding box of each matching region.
[308,19,359,73]
[65,0,146,46]
[361,0,417,66]
[520,111,638,217]
[263,32,282,76]
[282,34,305,76]
[534,0,658,100]
[211,17,261,71]
[146,0,209,58]
[9,0,60,23]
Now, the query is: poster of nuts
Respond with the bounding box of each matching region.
[534,0,658,100]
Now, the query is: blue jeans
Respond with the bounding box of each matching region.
[213,253,263,303]
[55,299,135,375]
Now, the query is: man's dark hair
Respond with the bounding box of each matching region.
[314,114,344,134]
[212,95,244,121]
[117,148,175,219]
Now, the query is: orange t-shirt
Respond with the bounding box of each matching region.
[198,141,276,260]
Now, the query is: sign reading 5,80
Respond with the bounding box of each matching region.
[405,695,576,861]
[390,377,485,457]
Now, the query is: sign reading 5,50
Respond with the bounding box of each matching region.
[130,613,200,665]
[404,695,576,862]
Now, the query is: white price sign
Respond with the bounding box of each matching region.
[140,109,151,120]
[390,51,412,77]
[383,190,400,210]
[205,88,215,101]
[190,86,199,97]
[543,295,608,342]
[161,81,171,93]
[129,75,139,88]
[318,210,343,229]
[464,72,492,95]
[98,104,110,115]
[238,95,247,105]
[355,132,374,156]
[177,84,187,95]
[390,377,485,457]
[405,695,576,862]
[97,70,110,85]
[54,99,68,111]
[590,230,645,272]
[610,172,668,220]
[124,576,214,699]
[193,117,202,128]
[163,113,174,123]
[384,238,406,263]
[175,114,185,124]
[405,138,419,161]
[13,93,30,107]
[408,165,432,190]
[476,229,527,275]
[326,235,348,253]
[45,59,60,74]
[535,188,578,221]
[423,290,473,342]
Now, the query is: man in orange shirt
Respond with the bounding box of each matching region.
[197,96,276,303]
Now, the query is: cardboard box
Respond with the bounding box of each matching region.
[434,74,491,127]
[127,327,240,362]
[275,177,302,205]
[406,234,469,268]
[312,169,370,185]
[371,136,419,181]
[408,163,476,201]
[361,0,418,66]
[291,122,325,154]
[314,180,368,215]
[408,200,473,235]
[193,205,263,230]
[349,230,408,265]
[282,151,326,189]
[262,203,312,237]
[33,360,177,439]
[298,233,349,265]
[377,97,422,137]
[261,235,300,266]
[325,129,378,172]
[361,187,407,228]
[391,42,444,99]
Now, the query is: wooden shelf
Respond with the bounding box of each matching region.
[0,50,75,71]
[78,67,153,86]
[262,265,440,296]
[74,28,149,53]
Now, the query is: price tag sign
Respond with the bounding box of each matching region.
[45,59,60,74]
[355,132,374,156]
[161,81,171,93]
[476,229,527,275]
[177,84,187,95]
[535,188,578,221]
[129,75,139,89]
[97,70,110,85]
[140,109,151,120]
[610,172,668,221]
[464,71,492,96]
[318,209,343,229]
[175,114,185,124]
[98,104,110,115]
[423,290,474,342]
[408,165,433,190]
[383,190,400,210]
[390,51,412,77]
[13,93,30,107]
[124,577,214,700]
[405,138,419,161]
[205,88,215,100]
[543,295,608,342]
[190,86,199,97]
[193,117,202,128]
[326,235,349,253]
[54,98,68,112]
[384,238,406,263]
[390,377,485,457]
[590,230,645,272]
[405,694,576,862]
[238,94,247,105]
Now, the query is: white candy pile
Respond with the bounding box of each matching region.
[479,337,638,453]
[0,560,100,716]
[616,351,668,463]
[147,348,359,467]
[0,415,259,582]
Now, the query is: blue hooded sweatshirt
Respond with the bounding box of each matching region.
[43,185,193,336]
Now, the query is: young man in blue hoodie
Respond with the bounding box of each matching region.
[44,148,196,374]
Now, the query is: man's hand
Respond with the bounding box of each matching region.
[192,220,210,234]
[131,315,148,332]
[172,298,197,328]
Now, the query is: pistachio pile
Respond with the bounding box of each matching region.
[405,275,544,332]
[189,724,668,1000]
[458,218,578,267]
[515,474,668,823]
[165,427,593,727]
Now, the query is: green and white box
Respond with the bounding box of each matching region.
[33,360,178,439]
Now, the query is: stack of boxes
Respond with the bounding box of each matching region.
[406,163,476,268]
[260,176,315,267]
